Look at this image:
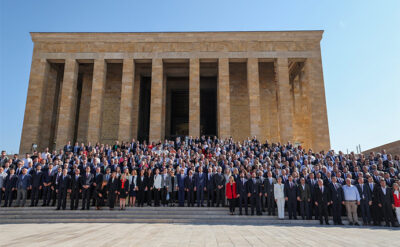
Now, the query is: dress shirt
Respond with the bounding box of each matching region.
[343,185,360,201]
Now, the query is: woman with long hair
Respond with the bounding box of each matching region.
[274,176,285,219]
[129,169,138,207]
[226,176,237,215]
[95,181,107,210]
[146,169,154,206]
[119,174,129,210]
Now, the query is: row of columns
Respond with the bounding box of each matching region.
[20,57,310,152]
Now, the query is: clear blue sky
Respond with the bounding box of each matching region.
[1,0,399,154]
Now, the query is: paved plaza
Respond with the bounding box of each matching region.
[0,223,399,247]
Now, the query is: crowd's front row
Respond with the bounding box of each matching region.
[1,165,400,227]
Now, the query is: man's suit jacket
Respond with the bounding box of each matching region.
[213,173,225,189]
[237,178,248,196]
[284,181,297,200]
[94,173,104,186]
[264,177,276,196]
[315,185,331,205]
[80,173,94,188]
[356,183,372,202]
[31,170,44,188]
[367,183,379,204]
[206,173,214,191]
[136,176,146,191]
[71,175,82,191]
[3,174,18,190]
[329,183,344,203]
[177,174,185,190]
[185,176,195,190]
[376,187,394,206]
[107,178,119,193]
[58,175,71,192]
[194,173,206,188]
[17,174,31,190]
[247,178,261,195]
[297,183,311,201]
[43,170,53,184]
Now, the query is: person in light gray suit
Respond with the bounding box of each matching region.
[166,169,177,206]
[0,167,7,205]
[160,169,169,206]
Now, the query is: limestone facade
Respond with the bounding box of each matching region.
[19,31,330,153]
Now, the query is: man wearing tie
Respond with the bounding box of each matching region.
[247,172,262,216]
[81,166,93,210]
[185,170,195,207]
[205,167,214,207]
[307,173,318,220]
[177,169,186,207]
[237,172,248,215]
[42,163,54,206]
[297,177,311,220]
[367,176,380,225]
[315,179,330,225]
[30,164,43,207]
[213,167,225,207]
[70,168,81,210]
[356,177,372,225]
[2,168,18,207]
[194,166,206,207]
[16,168,31,207]
[92,167,103,207]
[56,169,71,210]
[284,175,298,220]
[376,179,397,227]
[264,171,276,216]
[329,176,344,225]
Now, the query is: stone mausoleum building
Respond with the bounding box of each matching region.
[20,31,330,154]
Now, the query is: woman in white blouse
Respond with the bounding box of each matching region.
[274,177,285,219]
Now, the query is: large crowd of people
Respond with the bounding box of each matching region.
[0,136,400,227]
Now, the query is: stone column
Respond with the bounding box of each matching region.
[131,71,141,140]
[118,59,135,142]
[87,59,107,144]
[217,58,230,139]
[307,55,330,151]
[19,58,50,154]
[247,58,261,138]
[55,59,79,149]
[149,58,163,143]
[189,58,200,137]
[276,58,294,144]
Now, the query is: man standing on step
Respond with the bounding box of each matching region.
[56,168,71,210]
[315,179,330,225]
[284,175,298,220]
[177,169,186,207]
[247,171,262,216]
[329,176,344,225]
[194,166,206,207]
[213,167,225,207]
[185,170,195,207]
[81,166,93,210]
[16,168,31,207]
[42,163,53,206]
[205,167,214,207]
[2,168,17,207]
[30,164,43,207]
[107,172,119,210]
[264,171,276,216]
[237,172,248,215]
[70,168,81,210]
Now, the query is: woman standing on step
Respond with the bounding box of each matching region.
[274,177,285,219]
[226,176,238,215]
[119,174,129,210]
[129,169,138,207]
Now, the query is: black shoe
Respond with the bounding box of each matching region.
[56,208,60,210]
[354,223,359,226]
[326,222,330,225]
[349,222,353,226]
[338,223,344,225]
[320,222,323,225]
[81,208,85,210]
[294,217,298,220]
[239,212,242,215]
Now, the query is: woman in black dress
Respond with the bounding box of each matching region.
[145,169,154,206]
[119,174,129,210]
[95,181,108,210]
[129,169,138,207]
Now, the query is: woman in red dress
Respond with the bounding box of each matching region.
[119,174,129,210]
[226,176,238,215]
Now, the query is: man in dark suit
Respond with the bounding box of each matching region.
[177,169,186,207]
[81,166,94,210]
[63,141,73,153]
[2,168,17,207]
[92,167,103,206]
[367,176,380,225]
[56,169,71,210]
[315,179,331,225]
[42,163,54,206]
[185,170,195,207]
[136,170,146,207]
[247,172,262,216]
[205,167,214,207]
[213,167,225,207]
[376,179,397,227]
[356,177,372,225]
[264,171,276,216]
[284,175,298,219]
[194,166,206,207]
[51,167,62,206]
[107,172,119,210]
[297,177,311,220]
[329,177,344,225]
[307,173,319,220]
[30,165,43,207]
[70,168,81,210]
[237,172,248,215]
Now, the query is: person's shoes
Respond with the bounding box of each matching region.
[354,222,359,226]
[385,224,390,227]
[56,208,60,210]
[326,222,330,225]
[29,204,34,207]
[320,222,323,225]
[338,223,344,225]
[81,208,85,210]
[294,217,298,220]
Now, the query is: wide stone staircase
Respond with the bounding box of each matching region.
[0,206,351,225]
